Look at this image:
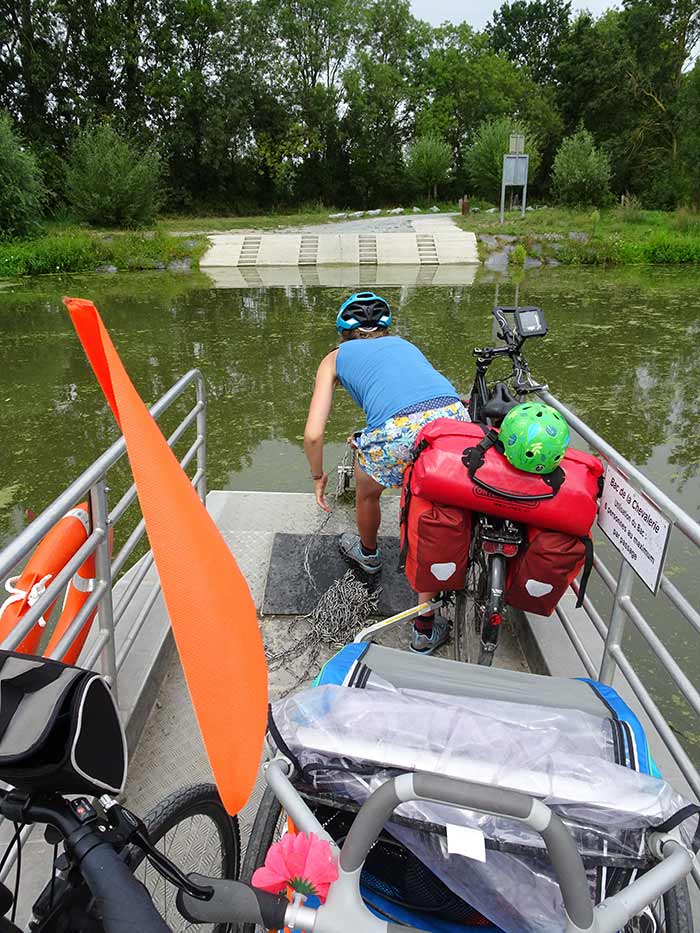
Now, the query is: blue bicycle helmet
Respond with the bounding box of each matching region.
[336,292,392,334]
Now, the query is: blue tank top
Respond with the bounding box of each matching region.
[336,336,458,429]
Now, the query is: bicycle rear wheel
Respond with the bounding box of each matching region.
[127,783,240,933]
[622,877,693,932]
[454,551,488,664]
[239,784,286,933]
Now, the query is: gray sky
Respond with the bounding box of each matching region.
[410,0,617,29]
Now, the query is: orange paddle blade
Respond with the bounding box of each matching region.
[64,297,268,814]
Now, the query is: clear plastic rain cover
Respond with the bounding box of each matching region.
[271,679,697,933]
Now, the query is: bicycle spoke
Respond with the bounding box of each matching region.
[463,554,487,664]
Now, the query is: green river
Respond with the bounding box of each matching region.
[0,265,698,761]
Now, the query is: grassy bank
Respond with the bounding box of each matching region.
[0,207,341,277]
[158,208,342,232]
[457,206,700,265]
[5,203,700,278]
[0,229,208,278]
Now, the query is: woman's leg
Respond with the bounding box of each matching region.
[355,463,384,551]
[354,461,384,551]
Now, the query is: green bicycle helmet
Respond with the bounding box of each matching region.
[499,402,570,474]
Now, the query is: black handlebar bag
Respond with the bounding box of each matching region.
[0,650,126,796]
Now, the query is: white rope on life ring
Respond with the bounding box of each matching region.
[0,574,53,626]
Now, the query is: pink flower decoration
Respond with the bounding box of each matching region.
[252,832,338,902]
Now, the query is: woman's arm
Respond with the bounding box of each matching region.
[304,351,338,512]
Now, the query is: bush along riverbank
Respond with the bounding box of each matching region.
[0,230,208,278]
[460,206,700,267]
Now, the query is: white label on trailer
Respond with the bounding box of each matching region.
[446,824,486,862]
[597,464,671,594]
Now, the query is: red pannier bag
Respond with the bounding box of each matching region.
[399,484,471,593]
[505,528,594,616]
[410,419,603,537]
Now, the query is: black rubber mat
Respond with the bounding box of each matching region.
[262,533,415,617]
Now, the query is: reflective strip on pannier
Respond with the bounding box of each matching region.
[399,479,471,593]
[505,528,594,616]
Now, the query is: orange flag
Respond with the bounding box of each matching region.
[64,297,268,814]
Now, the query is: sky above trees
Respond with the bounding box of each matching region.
[410,0,614,27]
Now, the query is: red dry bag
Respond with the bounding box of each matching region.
[399,483,471,593]
[505,528,594,616]
[410,419,603,538]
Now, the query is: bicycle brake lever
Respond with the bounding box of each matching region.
[99,797,213,901]
[515,374,548,393]
[139,840,214,900]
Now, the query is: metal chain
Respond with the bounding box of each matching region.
[266,443,380,693]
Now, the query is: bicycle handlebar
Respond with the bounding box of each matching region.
[0,791,170,933]
[177,875,291,929]
[79,843,170,933]
[492,306,517,348]
[471,307,547,403]
[255,761,694,933]
[340,771,594,931]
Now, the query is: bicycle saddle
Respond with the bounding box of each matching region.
[480,382,518,422]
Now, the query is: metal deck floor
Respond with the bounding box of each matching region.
[123,491,527,839]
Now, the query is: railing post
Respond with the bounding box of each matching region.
[599,560,635,685]
[90,478,118,700]
[196,374,207,504]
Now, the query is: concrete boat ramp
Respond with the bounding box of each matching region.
[200,214,480,288]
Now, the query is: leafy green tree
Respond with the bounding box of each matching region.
[0,1,62,144]
[64,123,163,226]
[0,112,46,237]
[254,0,362,204]
[487,0,571,84]
[619,0,700,206]
[414,24,558,191]
[0,0,696,213]
[677,62,700,207]
[341,0,429,204]
[555,10,650,200]
[463,117,540,201]
[551,128,612,206]
[406,133,452,200]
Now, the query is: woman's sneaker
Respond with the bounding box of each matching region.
[338,533,383,575]
[410,615,450,654]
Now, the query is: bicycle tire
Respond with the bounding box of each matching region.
[463,552,488,665]
[238,785,286,933]
[660,878,693,932]
[128,783,240,933]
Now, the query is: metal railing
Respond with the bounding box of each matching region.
[0,369,206,881]
[541,390,700,890]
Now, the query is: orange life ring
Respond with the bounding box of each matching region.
[44,550,98,665]
[0,503,90,654]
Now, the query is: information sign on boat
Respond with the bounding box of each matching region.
[598,464,671,593]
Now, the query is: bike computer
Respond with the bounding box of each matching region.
[513,306,547,339]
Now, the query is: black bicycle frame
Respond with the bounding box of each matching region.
[465,307,549,662]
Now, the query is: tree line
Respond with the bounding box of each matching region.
[1,0,699,216]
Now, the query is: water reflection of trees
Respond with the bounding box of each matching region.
[1,268,700,545]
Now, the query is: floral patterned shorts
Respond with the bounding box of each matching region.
[355,399,470,488]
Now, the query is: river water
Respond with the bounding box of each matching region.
[0,264,698,761]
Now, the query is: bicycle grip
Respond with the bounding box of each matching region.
[79,842,170,932]
[177,874,289,928]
